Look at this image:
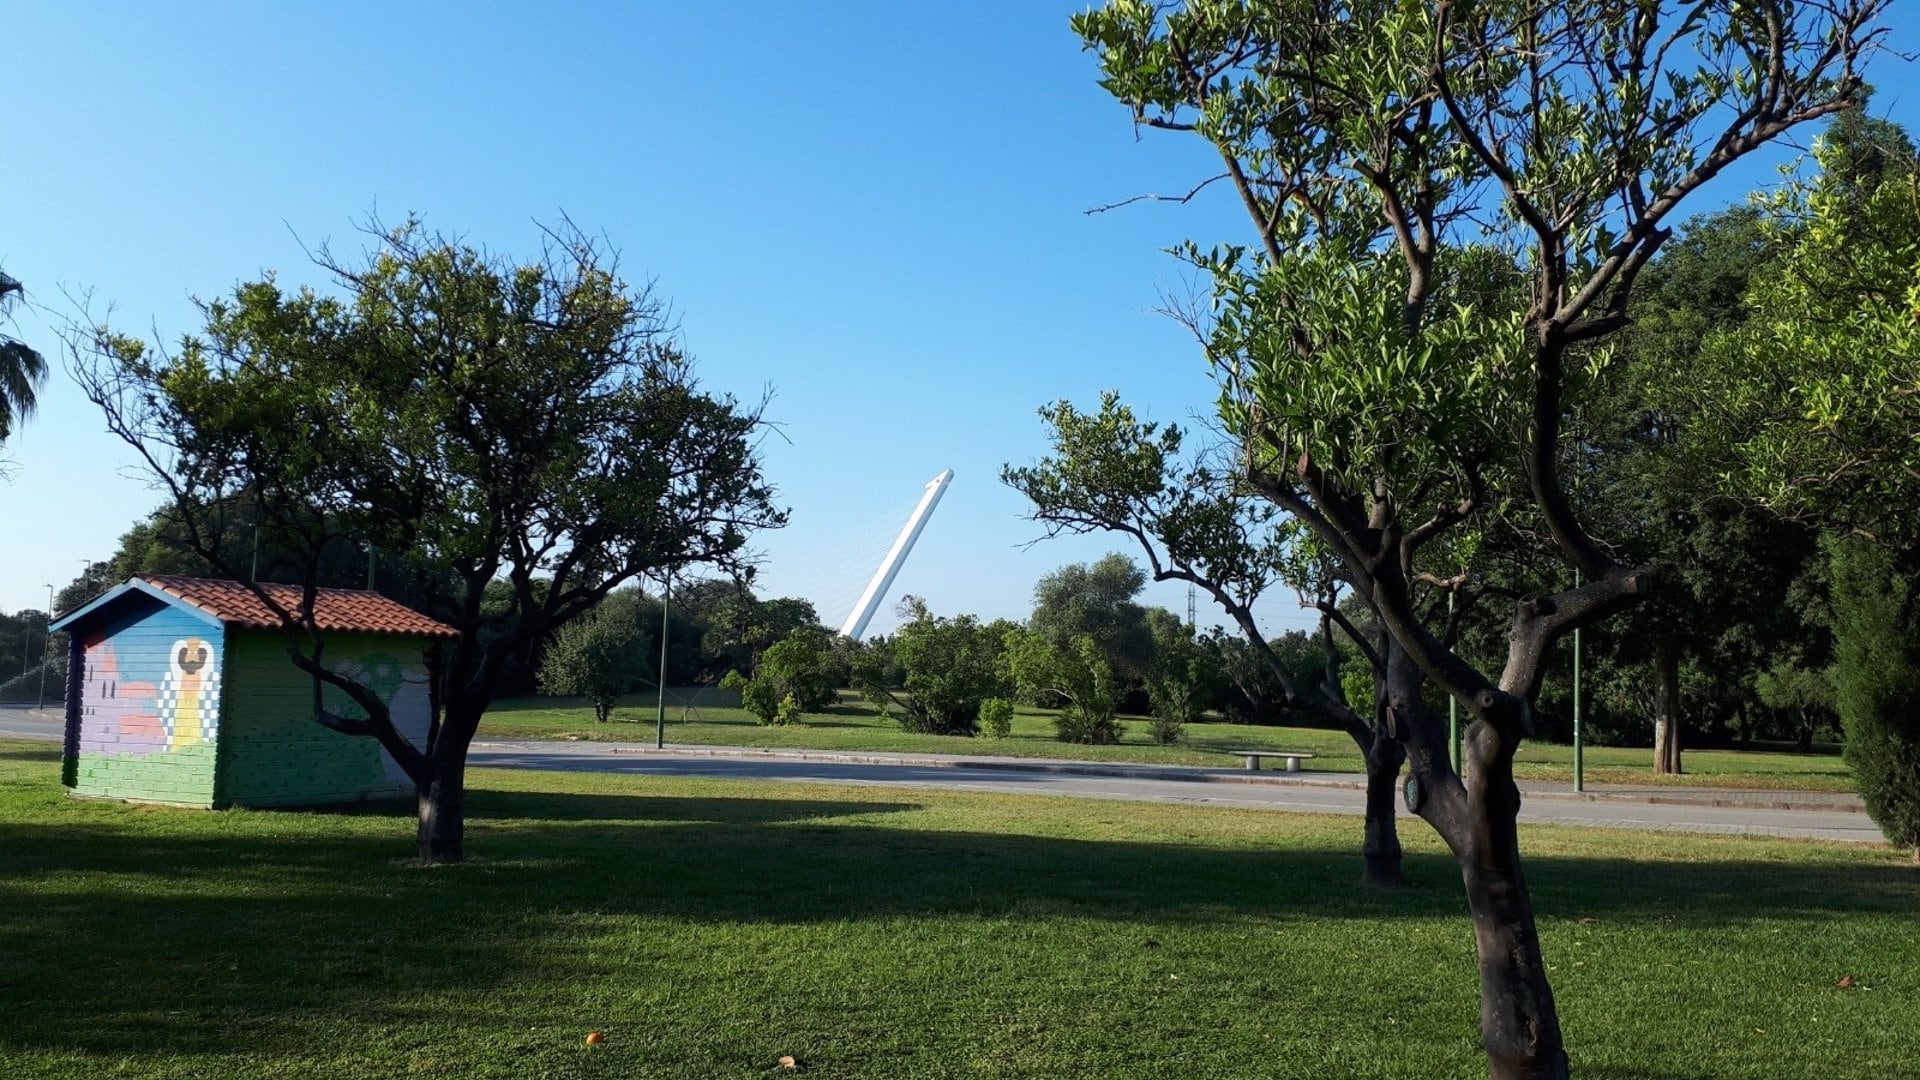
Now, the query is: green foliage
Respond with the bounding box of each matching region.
[1675,117,1920,549]
[1827,537,1920,855]
[675,579,822,680]
[720,669,780,725]
[854,603,1008,736]
[537,590,652,722]
[0,269,48,445]
[1005,629,1124,745]
[1143,609,1209,744]
[1028,554,1155,684]
[72,218,786,855]
[720,628,838,726]
[977,697,1015,740]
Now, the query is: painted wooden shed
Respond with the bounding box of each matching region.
[50,575,458,808]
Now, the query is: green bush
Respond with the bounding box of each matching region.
[1828,536,1920,859]
[721,669,782,725]
[538,593,651,722]
[854,605,1008,736]
[978,697,1015,739]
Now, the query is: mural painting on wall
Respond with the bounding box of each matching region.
[82,633,221,754]
[326,651,433,781]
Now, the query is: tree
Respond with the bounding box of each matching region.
[722,626,840,724]
[1003,627,1125,744]
[1005,392,1415,886]
[853,600,1008,736]
[1674,116,1920,551]
[74,219,785,862]
[1028,554,1155,685]
[1667,115,1920,858]
[0,270,48,447]
[538,590,652,722]
[1143,606,1208,744]
[1073,4,1882,1075]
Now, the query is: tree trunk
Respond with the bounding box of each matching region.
[416,759,467,864]
[1456,740,1569,1080]
[416,709,479,864]
[1362,734,1407,888]
[1652,648,1683,775]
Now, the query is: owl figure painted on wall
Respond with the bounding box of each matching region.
[162,637,220,751]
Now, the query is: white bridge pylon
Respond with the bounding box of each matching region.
[838,469,954,641]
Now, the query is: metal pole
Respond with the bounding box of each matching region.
[655,573,671,749]
[1448,589,1461,774]
[1573,624,1585,792]
[251,526,261,580]
[37,583,53,710]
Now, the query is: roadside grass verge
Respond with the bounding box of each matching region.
[481,690,1855,792]
[0,739,1909,1079]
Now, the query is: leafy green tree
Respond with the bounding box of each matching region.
[1073,4,1881,1074]
[1028,553,1155,685]
[0,270,47,447]
[1006,392,1414,885]
[1754,656,1838,754]
[1665,115,1920,856]
[721,627,840,725]
[1675,119,1920,550]
[1143,607,1206,743]
[538,590,652,722]
[674,578,821,680]
[1003,628,1124,745]
[853,600,1009,736]
[74,219,784,862]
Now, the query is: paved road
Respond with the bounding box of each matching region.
[468,741,1884,845]
[1,707,1880,844]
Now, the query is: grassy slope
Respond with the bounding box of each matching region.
[479,690,1856,792]
[1,740,1912,1079]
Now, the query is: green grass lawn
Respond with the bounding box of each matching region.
[1,739,1910,1079]
[479,689,1857,792]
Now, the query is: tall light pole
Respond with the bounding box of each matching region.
[655,572,672,750]
[37,582,53,710]
[1573,623,1585,792]
[1448,588,1461,774]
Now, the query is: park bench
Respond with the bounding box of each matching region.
[1230,750,1317,773]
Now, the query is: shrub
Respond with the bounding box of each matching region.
[721,669,782,725]
[855,605,1007,736]
[1828,536,1920,859]
[978,697,1015,739]
[538,593,650,722]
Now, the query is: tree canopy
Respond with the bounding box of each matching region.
[75,218,786,861]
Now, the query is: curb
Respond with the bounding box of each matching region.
[543,742,1864,814]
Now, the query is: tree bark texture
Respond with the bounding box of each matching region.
[416,759,467,864]
[1447,728,1569,1080]
[1362,733,1407,888]
[1653,648,1683,775]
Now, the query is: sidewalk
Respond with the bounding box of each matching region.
[475,739,1865,814]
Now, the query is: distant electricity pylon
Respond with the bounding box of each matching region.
[838,469,954,641]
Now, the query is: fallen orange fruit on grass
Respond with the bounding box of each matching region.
[585,1032,606,1045]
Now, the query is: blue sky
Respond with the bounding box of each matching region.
[4,3,1915,638]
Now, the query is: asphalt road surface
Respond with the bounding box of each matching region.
[0,707,1880,844]
[465,741,1882,845]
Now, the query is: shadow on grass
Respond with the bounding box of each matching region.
[0,746,60,763]
[0,773,1914,1064]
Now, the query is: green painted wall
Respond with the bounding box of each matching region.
[214,631,435,807]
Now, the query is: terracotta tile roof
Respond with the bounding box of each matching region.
[137,575,460,638]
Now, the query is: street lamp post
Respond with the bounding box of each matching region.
[37,582,53,710]
[655,572,671,750]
